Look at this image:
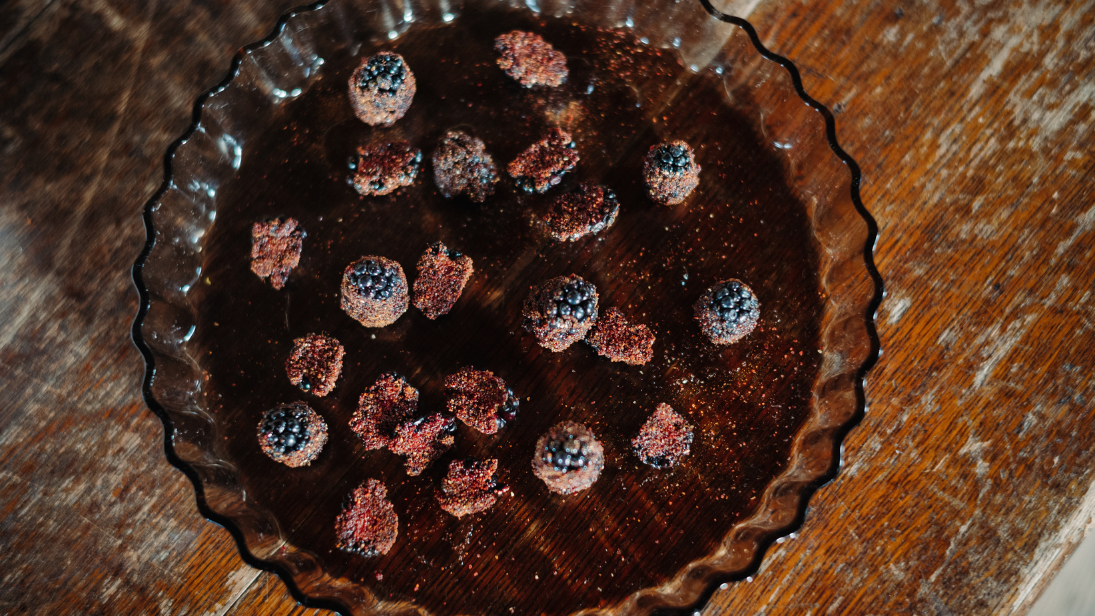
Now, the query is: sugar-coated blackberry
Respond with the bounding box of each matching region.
[632,403,693,469]
[432,130,499,203]
[257,402,327,468]
[444,367,518,434]
[643,140,700,205]
[522,275,599,352]
[285,333,345,397]
[694,279,760,345]
[494,30,568,88]
[436,458,509,518]
[335,479,398,557]
[350,372,419,450]
[507,129,579,194]
[348,52,416,126]
[341,256,409,328]
[350,142,421,197]
[388,413,457,476]
[250,217,305,290]
[586,307,655,365]
[412,241,474,319]
[543,183,620,242]
[531,421,604,495]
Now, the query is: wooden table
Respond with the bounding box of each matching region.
[2,0,1092,613]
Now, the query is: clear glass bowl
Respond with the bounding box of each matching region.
[132,0,881,613]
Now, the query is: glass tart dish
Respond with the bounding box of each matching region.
[132,0,882,614]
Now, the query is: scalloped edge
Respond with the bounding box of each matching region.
[130,1,883,613]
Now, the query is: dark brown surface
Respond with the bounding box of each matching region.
[1,1,1093,616]
[189,11,821,613]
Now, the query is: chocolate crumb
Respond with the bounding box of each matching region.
[257,402,327,468]
[350,373,418,450]
[494,31,568,88]
[522,275,598,352]
[388,414,457,476]
[412,242,474,319]
[432,130,499,202]
[348,52,416,126]
[694,279,759,345]
[335,479,399,556]
[341,256,409,328]
[250,217,304,290]
[507,128,579,194]
[444,367,519,434]
[643,140,700,205]
[350,141,422,197]
[437,458,509,517]
[532,421,604,495]
[632,403,693,469]
[587,308,655,365]
[543,183,620,241]
[285,333,345,396]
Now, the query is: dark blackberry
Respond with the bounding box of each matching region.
[357,53,407,94]
[652,143,691,175]
[541,431,590,472]
[260,405,312,455]
[710,280,758,325]
[497,388,520,428]
[349,259,397,300]
[546,279,596,325]
[643,140,700,205]
[694,279,760,345]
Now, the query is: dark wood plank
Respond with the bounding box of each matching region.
[0,0,1093,613]
[0,0,308,613]
[704,0,1095,614]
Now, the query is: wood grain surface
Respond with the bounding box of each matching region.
[0,0,1092,614]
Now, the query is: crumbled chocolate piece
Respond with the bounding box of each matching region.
[694,279,760,345]
[643,140,700,205]
[507,128,579,194]
[335,479,399,556]
[432,130,499,202]
[532,421,604,495]
[250,217,304,290]
[494,30,568,88]
[587,308,655,365]
[257,402,328,468]
[412,242,474,319]
[340,256,409,328]
[437,458,508,517]
[444,367,519,434]
[348,52,416,126]
[285,333,345,396]
[350,141,422,197]
[349,373,418,450]
[543,183,620,241]
[522,275,598,352]
[388,414,457,476]
[632,403,693,469]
